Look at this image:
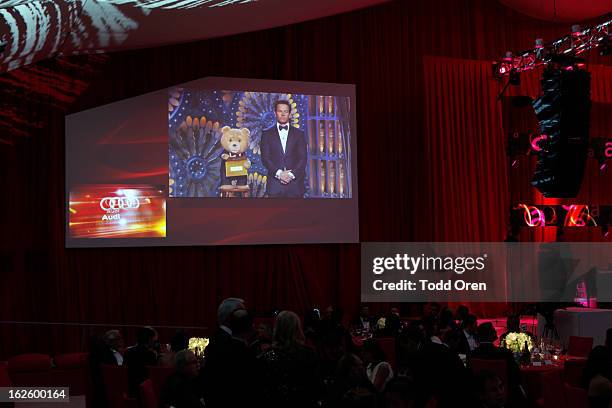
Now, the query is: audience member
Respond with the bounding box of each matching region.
[423,302,441,319]
[438,307,458,335]
[350,305,376,332]
[258,310,322,408]
[582,346,612,408]
[124,326,158,396]
[159,350,203,408]
[250,320,273,354]
[158,330,189,367]
[416,322,471,408]
[471,322,524,404]
[304,308,322,346]
[326,353,374,407]
[362,338,393,393]
[456,305,470,323]
[475,371,509,408]
[422,315,446,347]
[499,315,532,346]
[453,314,478,354]
[199,297,258,407]
[89,329,125,407]
[101,329,125,365]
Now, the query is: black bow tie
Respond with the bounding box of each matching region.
[279,125,288,131]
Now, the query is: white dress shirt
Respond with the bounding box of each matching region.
[275,123,295,180]
[277,122,289,153]
[464,329,478,351]
[111,349,123,366]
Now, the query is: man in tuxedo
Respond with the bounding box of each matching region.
[101,329,125,366]
[260,100,307,198]
[199,298,259,407]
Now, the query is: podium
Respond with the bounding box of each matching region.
[220,185,250,198]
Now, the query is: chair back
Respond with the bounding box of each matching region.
[541,370,567,408]
[146,365,173,397]
[563,383,588,408]
[139,379,157,408]
[101,364,129,408]
[469,358,509,399]
[567,336,593,358]
[7,354,53,386]
[53,353,90,395]
[563,359,587,388]
[0,361,12,386]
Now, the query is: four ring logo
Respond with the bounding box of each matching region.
[100,197,140,211]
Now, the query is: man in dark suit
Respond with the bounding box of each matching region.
[260,100,307,198]
[350,305,377,332]
[470,322,525,405]
[199,298,260,407]
[452,313,479,355]
[124,326,158,396]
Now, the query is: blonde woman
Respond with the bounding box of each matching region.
[258,310,322,408]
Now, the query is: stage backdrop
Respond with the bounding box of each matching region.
[0,0,610,357]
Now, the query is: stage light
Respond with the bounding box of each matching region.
[493,18,610,77]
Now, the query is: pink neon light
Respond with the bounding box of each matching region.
[530,134,548,152]
[516,204,545,227]
[562,205,597,227]
[605,142,612,158]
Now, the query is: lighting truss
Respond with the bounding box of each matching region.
[493,18,611,78]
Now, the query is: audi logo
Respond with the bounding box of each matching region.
[100,197,140,211]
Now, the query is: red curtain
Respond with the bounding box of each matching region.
[1,0,610,358]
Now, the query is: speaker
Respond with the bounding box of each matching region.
[531,67,591,197]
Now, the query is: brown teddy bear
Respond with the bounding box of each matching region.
[219,126,251,188]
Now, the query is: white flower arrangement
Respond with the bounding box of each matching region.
[504,332,533,353]
[188,337,209,357]
[377,317,386,330]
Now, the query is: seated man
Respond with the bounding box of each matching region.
[124,326,158,396]
[452,314,478,354]
[475,371,508,408]
[160,350,203,408]
[471,323,524,405]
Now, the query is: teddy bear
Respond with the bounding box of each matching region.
[219,126,251,188]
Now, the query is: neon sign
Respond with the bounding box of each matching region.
[514,204,606,227]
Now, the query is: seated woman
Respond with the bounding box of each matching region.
[582,346,612,408]
[362,338,393,393]
[326,353,375,407]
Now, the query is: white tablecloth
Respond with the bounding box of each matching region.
[540,307,612,347]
